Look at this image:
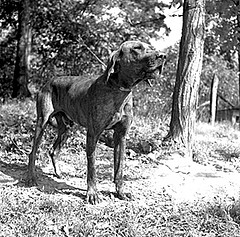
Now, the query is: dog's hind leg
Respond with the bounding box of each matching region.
[27,92,53,186]
[27,114,50,186]
[49,113,69,178]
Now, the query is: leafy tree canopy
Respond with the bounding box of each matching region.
[205,0,239,64]
[0,0,169,94]
[198,0,240,115]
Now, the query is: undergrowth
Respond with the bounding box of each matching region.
[1,99,240,236]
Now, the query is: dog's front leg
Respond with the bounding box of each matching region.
[113,115,132,200]
[113,127,125,199]
[86,130,99,204]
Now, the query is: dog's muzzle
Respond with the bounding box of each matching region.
[144,53,166,86]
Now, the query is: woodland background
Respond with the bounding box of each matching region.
[1,0,240,236]
[0,0,239,121]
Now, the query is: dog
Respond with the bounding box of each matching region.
[27,41,166,204]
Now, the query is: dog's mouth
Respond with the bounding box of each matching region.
[144,64,163,86]
[131,54,165,88]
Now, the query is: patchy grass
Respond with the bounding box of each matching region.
[194,122,240,172]
[1,187,240,237]
[1,99,240,236]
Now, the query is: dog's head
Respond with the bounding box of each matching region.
[105,41,166,89]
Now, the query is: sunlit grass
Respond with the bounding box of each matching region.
[1,99,240,236]
[1,186,240,237]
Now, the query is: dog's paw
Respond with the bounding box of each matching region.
[116,192,132,201]
[86,190,100,205]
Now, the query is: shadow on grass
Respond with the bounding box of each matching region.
[0,160,132,202]
[0,160,86,200]
[215,149,239,162]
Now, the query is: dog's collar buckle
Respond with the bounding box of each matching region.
[119,87,131,92]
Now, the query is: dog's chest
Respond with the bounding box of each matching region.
[89,88,132,130]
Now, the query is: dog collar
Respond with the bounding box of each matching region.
[107,79,131,92]
[119,87,131,92]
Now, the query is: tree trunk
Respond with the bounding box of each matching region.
[12,0,32,98]
[164,0,205,159]
[209,73,219,126]
[237,3,240,130]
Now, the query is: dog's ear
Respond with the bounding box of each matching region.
[104,48,121,82]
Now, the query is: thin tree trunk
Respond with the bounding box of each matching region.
[12,0,32,98]
[237,4,240,130]
[209,73,219,126]
[164,0,205,159]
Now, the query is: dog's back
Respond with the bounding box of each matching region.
[36,75,99,127]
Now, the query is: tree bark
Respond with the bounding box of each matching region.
[12,0,32,98]
[164,0,205,159]
[209,73,219,126]
[237,2,240,130]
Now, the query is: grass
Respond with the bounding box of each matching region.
[1,187,240,236]
[194,122,240,172]
[1,99,240,236]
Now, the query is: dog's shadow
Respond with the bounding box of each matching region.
[0,160,124,202]
[0,160,86,200]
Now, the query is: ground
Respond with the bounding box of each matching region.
[1,99,240,236]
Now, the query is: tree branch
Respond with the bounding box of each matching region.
[217,93,235,108]
[230,0,239,6]
[126,15,166,27]
[78,37,106,68]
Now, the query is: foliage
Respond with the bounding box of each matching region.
[205,0,239,64]
[199,55,238,118]
[1,0,240,124]
[0,33,16,97]
[0,0,169,95]
[198,0,240,118]
[0,0,19,96]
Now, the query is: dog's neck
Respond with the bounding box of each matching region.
[107,73,132,92]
